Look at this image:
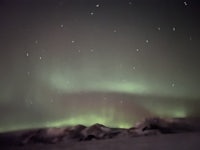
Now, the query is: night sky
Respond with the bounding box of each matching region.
[0,0,200,132]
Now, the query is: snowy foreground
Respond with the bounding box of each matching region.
[1,118,200,150]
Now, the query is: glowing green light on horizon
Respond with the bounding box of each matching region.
[46,114,132,129]
[0,114,132,133]
[3,69,190,134]
[153,107,187,118]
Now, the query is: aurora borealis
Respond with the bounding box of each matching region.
[0,0,200,132]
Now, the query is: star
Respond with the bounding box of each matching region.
[172,83,175,87]
[184,1,188,6]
